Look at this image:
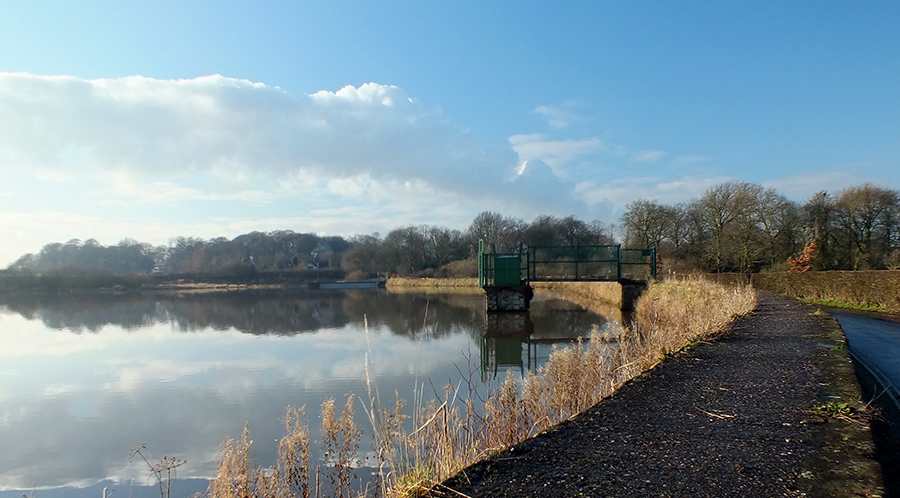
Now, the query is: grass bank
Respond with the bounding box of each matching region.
[385,277,478,288]
[207,278,756,498]
[532,281,623,311]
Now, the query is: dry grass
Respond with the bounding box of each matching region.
[385,278,479,289]
[634,277,758,360]
[321,397,363,498]
[532,281,623,311]
[208,402,362,498]
[278,407,311,498]
[208,425,252,498]
[209,278,756,497]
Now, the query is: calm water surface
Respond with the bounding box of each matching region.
[0,288,620,497]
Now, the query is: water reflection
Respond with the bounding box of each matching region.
[0,289,619,497]
[479,295,625,379]
[0,289,487,338]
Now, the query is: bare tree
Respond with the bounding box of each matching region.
[467,211,525,252]
[662,204,689,259]
[730,183,765,273]
[757,188,801,268]
[694,182,746,272]
[621,199,667,248]
[523,215,563,247]
[835,183,900,269]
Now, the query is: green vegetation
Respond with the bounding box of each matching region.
[802,300,888,313]
[207,278,757,497]
[814,401,854,418]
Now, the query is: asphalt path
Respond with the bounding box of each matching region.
[831,312,900,406]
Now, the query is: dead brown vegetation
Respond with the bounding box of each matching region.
[385,278,478,289]
[531,281,622,310]
[788,239,817,273]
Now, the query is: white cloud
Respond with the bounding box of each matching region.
[0,72,734,266]
[673,154,708,166]
[509,133,604,176]
[534,100,587,129]
[0,73,522,198]
[100,171,277,205]
[630,151,666,163]
[575,175,732,211]
[35,171,69,182]
[0,74,605,262]
[762,171,858,201]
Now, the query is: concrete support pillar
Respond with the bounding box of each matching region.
[484,285,534,312]
[620,279,648,312]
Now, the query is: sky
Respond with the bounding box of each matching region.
[1,1,899,266]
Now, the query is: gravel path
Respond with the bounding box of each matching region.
[432,293,865,497]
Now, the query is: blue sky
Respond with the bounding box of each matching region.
[1,1,899,265]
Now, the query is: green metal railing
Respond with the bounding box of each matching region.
[478,240,656,287]
[478,239,528,287]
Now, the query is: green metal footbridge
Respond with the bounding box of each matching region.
[478,241,657,288]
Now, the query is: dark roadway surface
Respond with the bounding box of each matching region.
[430,293,886,498]
[831,311,900,405]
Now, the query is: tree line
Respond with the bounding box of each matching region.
[4,213,615,279]
[5,181,899,279]
[621,182,900,273]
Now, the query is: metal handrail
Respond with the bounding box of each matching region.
[478,241,657,287]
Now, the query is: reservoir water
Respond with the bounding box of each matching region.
[0,288,620,497]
